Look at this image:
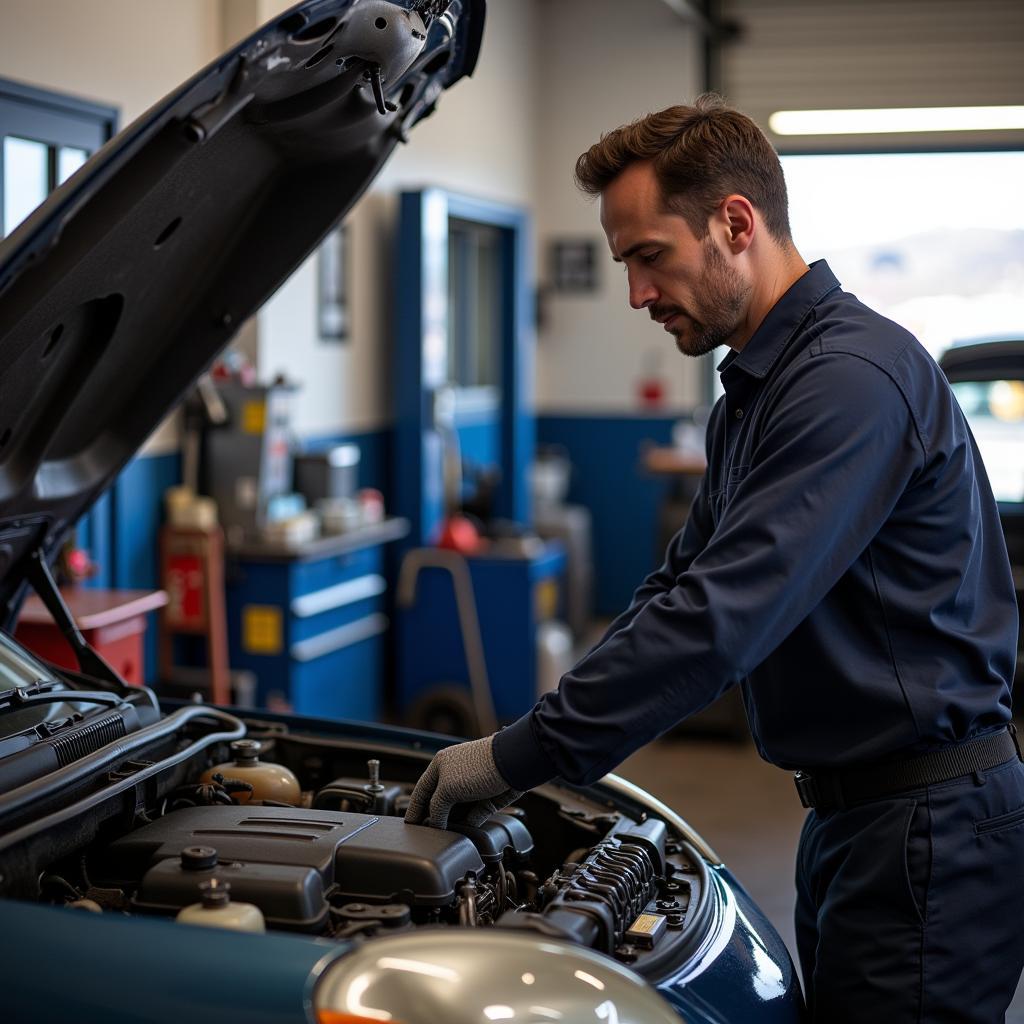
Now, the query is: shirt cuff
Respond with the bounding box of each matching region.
[492,712,559,791]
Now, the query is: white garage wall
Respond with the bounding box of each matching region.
[0,0,222,126]
[532,0,706,414]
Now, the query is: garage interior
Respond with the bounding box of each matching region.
[1,0,1023,1018]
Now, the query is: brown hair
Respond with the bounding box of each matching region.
[574,93,792,243]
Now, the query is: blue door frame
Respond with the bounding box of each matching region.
[394,189,534,546]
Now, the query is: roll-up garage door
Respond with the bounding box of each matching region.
[718,0,1024,151]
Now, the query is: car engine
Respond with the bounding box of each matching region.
[0,707,706,977]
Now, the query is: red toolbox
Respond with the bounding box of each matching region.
[15,588,168,686]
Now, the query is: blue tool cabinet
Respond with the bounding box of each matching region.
[224,518,408,720]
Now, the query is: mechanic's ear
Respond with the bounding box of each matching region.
[719,194,755,254]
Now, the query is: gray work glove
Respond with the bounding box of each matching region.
[404,735,522,829]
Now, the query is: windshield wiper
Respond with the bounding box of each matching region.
[0,680,125,716]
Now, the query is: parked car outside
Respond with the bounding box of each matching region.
[941,336,1024,689]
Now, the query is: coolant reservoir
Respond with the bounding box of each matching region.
[176,878,265,933]
[200,739,301,805]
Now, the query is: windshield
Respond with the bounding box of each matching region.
[0,631,69,741]
[0,630,54,690]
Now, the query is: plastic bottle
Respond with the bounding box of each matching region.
[200,739,301,805]
[176,878,265,933]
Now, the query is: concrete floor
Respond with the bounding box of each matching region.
[617,734,1024,1021]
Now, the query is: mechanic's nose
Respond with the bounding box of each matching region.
[627,268,656,310]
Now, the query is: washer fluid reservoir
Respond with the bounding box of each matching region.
[176,878,265,933]
[200,739,301,805]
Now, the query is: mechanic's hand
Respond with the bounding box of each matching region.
[404,735,522,829]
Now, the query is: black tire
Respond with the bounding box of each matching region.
[405,685,479,739]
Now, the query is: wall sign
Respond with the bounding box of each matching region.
[549,238,600,293]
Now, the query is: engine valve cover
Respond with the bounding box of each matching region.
[94,806,486,926]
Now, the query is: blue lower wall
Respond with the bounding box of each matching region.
[537,413,679,616]
[75,450,181,683]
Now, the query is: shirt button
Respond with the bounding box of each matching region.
[735,408,744,419]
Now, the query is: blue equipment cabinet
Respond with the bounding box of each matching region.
[224,518,408,719]
[396,541,567,728]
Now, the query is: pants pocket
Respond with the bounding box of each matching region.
[974,802,1024,836]
[902,798,931,926]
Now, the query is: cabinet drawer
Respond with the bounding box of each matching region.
[290,612,388,663]
[290,573,386,618]
[289,573,386,644]
[291,620,385,721]
[290,547,382,597]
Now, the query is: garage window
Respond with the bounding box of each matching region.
[0,77,117,238]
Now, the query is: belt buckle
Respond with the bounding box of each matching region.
[794,771,817,809]
[794,770,845,811]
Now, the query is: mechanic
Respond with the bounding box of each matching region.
[405,94,1024,1022]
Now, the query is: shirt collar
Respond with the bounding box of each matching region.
[716,259,841,380]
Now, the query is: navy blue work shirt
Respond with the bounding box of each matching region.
[494,260,1018,789]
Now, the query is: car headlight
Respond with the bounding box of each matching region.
[314,929,681,1024]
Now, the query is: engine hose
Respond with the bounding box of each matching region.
[459,873,480,927]
[210,774,256,799]
[459,890,478,927]
[0,706,245,852]
[494,863,507,908]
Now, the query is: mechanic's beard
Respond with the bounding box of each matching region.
[671,238,750,357]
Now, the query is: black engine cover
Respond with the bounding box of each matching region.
[94,805,486,929]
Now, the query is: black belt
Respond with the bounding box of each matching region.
[794,726,1023,812]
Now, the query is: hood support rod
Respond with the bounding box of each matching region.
[24,549,129,694]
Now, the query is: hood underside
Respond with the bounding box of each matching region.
[0,0,484,625]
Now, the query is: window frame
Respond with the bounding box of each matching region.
[0,76,118,237]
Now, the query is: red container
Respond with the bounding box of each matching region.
[15,588,168,686]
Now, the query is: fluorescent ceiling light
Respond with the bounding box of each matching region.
[769,106,1024,136]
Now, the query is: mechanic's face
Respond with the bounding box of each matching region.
[601,160,751,357]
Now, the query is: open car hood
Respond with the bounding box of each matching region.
[0,0,484,625]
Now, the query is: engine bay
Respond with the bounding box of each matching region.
[0,706,710,979]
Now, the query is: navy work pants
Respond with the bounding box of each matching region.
[795,756,1024,1022]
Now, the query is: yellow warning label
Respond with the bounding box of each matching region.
[241,400,266,435]
[535,578,559,622]
[629,914,662,934]
[242,605,282,655]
